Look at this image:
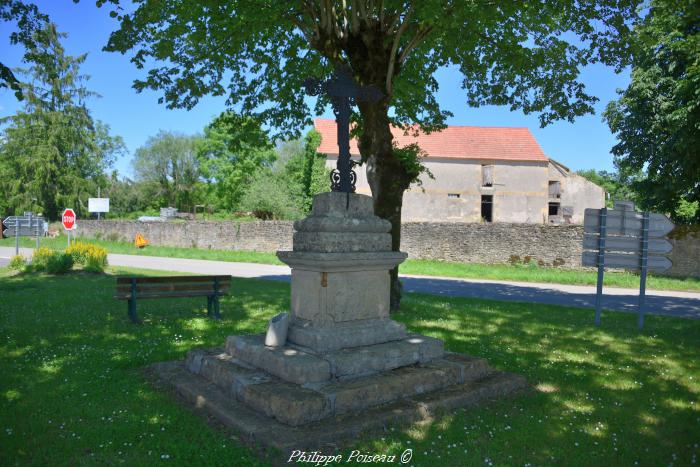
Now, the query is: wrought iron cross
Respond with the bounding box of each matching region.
[304,66,383,193]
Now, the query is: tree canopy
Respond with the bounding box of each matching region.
[604,0,700,222]
[196,113,277,211]
[132,131,201,211]
[0,22,123,220]
[0,0,47,100]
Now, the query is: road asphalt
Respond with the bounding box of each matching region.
[2,246,699,319]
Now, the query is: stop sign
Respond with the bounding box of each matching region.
[62,208,76,230]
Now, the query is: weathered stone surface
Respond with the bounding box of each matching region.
[287,318,407,353]
[147,360,530,460]
[320,363,459,415]
[240,380,331,426]
[197,353,271,398]
[225,334,331,384]
[424,352,491,384]
[324,335,444,379]
[293,231,391,252]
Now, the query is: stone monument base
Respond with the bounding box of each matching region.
[147,337,529,456]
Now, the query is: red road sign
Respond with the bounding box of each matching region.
[62,208,76,230]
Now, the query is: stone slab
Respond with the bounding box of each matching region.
[225,334,331,385]
[240,380,331,427]
[287,318,407,352]
[147,360,530,462]
[224,332,444,384]
[293,231,392,253]
[323,334,444,379]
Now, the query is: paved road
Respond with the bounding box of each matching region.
[2,247,699,319]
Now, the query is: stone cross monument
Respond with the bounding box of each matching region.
[150,67,528,455]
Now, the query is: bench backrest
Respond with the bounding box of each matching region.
[115,275,231,300]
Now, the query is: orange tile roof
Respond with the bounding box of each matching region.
[314,119,548,162]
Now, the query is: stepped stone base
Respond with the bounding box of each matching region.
[148,359,528,456]
[223,332,444,385]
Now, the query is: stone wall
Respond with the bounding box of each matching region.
[76,220,699,278]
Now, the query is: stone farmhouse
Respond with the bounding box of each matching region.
[315,119,604,224]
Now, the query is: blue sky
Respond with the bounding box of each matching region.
[0,0,629,177]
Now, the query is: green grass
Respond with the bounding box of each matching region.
[4,236,700,292]
[1,267,698,465]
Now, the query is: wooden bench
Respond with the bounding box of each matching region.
[115,275,231,324]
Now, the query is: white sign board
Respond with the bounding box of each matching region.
[88,198,110,213]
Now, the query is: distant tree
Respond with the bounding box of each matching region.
[604,0,700,222]
[0,22,123,219]
[103,0,643,309]
[279,129,330,213]
[132,131,200,211]
[239,169,303,220]
[102,171,160,216]
[196,113,276,211]
[0,0,47,100]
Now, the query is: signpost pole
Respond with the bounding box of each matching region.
[638,211,650,330]
[15,218,19,256]
[594,207,607,326]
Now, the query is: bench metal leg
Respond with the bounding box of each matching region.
[206,296,213,318]
[127,299,141,324]
[214,295,221,319]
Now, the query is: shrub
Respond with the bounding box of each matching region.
[8,255,26,271]
[66,242,108,272]
[31,248,73,274]
[32,247,55,271]
[45,253,74,274]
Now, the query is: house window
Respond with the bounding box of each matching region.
[481,195,493,222]
[448,193,460,199]
[549,202,561,216]
[548,181,561,198]
[482,165,494,187]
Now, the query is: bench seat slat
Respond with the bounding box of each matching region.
[115,290,229,300]
[116,284,231,294]
[116,275,231,285]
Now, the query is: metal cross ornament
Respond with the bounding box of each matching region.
[304,66,383,193]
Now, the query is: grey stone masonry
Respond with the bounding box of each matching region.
[277,192,409,352]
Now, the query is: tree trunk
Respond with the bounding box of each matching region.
[358,100,412,311]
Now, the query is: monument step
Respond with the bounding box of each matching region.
[224,333,445,385]
[185,347,494,426]
[148,360,529,458]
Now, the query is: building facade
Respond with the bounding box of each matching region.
[315,119,604,224]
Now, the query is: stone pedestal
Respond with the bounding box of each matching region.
[277,192,409,352]
[148,192,528,456]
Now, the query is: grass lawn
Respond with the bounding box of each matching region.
[4,236,700,292]
[0,267,698,466]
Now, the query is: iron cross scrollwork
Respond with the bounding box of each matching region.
[304,66,383,193]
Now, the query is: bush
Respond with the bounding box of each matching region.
[8,255,26,271]
[45,253,74,274]
[32,247,55,271]
[65,242,108,272]
[31,248,73,274]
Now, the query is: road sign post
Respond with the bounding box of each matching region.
[62,208,76,247]
[3,213,45,255]
[582,201,674,330]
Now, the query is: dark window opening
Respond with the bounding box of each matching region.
[482,165,494,187]
[481,195,493,222]
[448,193,460,199]
[549,202,560,216]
